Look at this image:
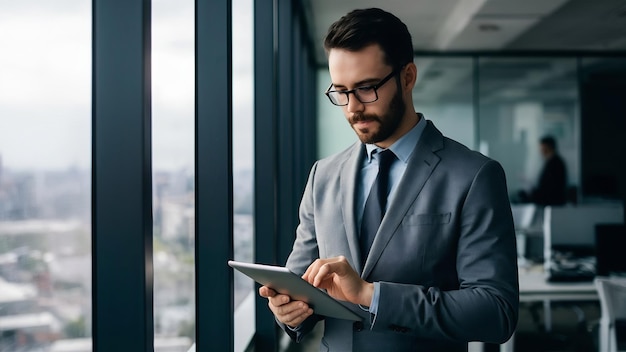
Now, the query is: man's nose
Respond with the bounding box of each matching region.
[346,93,365,113]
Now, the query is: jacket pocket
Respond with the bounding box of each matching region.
[403,212,451,226]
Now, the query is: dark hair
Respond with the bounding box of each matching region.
[540,135,557,150]
[324,8,413,71]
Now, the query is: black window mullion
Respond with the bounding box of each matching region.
[195,0,234,350]
[277,0,296,266]
[254,0,280,350]
[293,7,317,196]
[92,0,153,350]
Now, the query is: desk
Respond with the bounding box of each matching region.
[519,269,597,302]
[519,266,597,332]
[500,266,598,352]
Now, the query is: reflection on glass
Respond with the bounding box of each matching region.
[152,0,195,350]
[0,1,92,351]
[478,58,579,200]
[232,0,255,350]
[414,57,475,149]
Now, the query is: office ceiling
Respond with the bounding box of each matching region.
[303,0,626,65]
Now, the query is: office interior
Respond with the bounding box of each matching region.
[0,0,625,351]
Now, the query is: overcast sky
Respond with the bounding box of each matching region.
[0,0,253,172]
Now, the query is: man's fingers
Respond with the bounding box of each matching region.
[302,258,322,282]
[303,256,352,285]
[272,301,313,327]
[268,293,291,307]
[261,287,294,308]
[259,286,276,298]
[312,261,350,287]
[303,258,334,284]
[259,284,314,327]
[284,308,314,327]
[274,301,307,316]
[312,262,332,287]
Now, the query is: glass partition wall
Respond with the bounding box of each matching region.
[413,57,476,150]
[477,57,579,201]
[318,55,586,204]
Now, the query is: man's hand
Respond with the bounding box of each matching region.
[259,286,313,328]
[302,256,373,307]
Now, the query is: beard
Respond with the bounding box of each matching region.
[349,87,406,145]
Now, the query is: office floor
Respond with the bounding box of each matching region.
[281,301,601,352]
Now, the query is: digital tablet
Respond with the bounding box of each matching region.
[228,260,363,321]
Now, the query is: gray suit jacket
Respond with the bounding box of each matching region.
[282,120,519,351]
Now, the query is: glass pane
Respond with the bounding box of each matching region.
[152,0,195,350]
[232,0,255,350]
[477,58,579,202]
[232,0,255,351]
[316,57,476,159]
[0,1,92,350]
[414,57,475,149]
[316,68,359,159]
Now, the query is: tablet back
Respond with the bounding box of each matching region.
[228,260,362,321]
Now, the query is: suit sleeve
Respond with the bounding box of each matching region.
[370,160,519,344]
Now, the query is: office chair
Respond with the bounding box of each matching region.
[595,277,626,352]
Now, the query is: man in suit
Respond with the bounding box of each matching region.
[530,136,568,205]
[259,8,518,351]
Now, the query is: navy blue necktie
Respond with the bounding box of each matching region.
[360,149,396,266]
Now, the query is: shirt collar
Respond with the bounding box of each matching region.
[365,113,427,164]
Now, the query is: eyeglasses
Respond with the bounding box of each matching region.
[325,69,398,106]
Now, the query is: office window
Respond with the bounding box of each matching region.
[0,1,92,350]
[152,0,195,349]
[414,57,475,149]
[477,58,579,199]
[232,0,255,349]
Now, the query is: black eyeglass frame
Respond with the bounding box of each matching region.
[324,68,400,106]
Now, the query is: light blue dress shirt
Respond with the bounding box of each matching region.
[358,114,427,320]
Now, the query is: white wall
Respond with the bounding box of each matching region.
[316,69,358,159]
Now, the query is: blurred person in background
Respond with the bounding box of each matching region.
[520,135,567,206]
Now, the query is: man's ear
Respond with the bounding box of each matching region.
[402,62,417,91]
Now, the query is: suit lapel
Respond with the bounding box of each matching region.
[340,143,366,273]
[362,121,444,278]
